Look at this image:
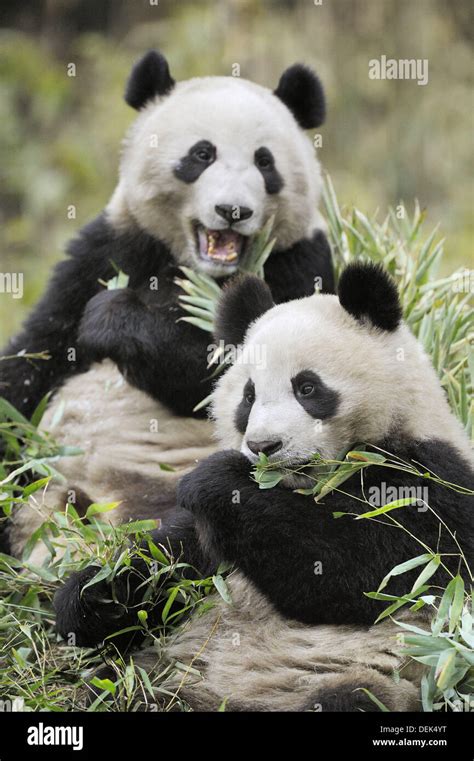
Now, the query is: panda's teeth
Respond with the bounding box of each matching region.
[207,231,219,256]
[197,224,244,265]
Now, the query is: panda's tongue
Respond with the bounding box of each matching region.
[198,227,242,264]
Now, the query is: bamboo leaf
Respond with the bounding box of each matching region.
[356,497,417,520]
[90,677,116,696]
[212,574,233,604]
[356,688,389,712]
[178,316,214,332]
[80,565,112,593]
[30,393,52,428]
[432,576,457,635]
[449,575,465,633]
[377,553,433,592]
[85,501,121,518]
[161,586,180,623]
[410,555,441,593]
[435,649,457,691]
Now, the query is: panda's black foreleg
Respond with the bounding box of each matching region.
[77,287,213,416]
[176,449,396,627]
[178,447,468,628]
[0,255,107,418]
[54,509,214,648]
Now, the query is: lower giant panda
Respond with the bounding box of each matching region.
[55,263,473,711]
[2,50,335,561]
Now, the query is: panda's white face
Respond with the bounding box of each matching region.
[212,291,464,486]
[109,77,323,278]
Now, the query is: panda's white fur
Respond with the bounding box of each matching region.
[108,76,325,278]
[133,573,421,712]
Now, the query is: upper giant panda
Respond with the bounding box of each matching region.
[0,51,334,561]
[55,263,473,711]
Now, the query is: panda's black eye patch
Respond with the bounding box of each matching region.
[234,378,255,434]
[174,140,216,183]
[254,147,284,195]
[291,370,340,420]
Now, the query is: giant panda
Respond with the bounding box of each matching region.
[55,262,474,711]
[0,50,335,562]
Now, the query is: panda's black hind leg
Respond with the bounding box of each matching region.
[54,508,215,649]
[301,670,420,712]
[53,565,143,649]
[306,683,384,712]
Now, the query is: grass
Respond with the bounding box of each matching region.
[0,177,472,711]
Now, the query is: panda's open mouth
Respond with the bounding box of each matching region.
[194,223,247,266]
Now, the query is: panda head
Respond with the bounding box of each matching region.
[211,262,457,485]
[109,50,326,278]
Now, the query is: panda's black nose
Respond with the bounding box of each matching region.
[247,439,283,457]
[215,205,254,224]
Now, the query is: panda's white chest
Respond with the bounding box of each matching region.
[10,360,217,561]
[39,360,216,493]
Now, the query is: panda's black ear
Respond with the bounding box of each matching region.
[214,275,274,347]
[274,64,325,129]
[338,262,402,332]
[125,50,175,109]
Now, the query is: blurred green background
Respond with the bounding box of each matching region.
[0,0,472,343]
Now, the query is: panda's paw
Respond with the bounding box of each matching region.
[177,450,252,514]
[53,566,135,648]
[78,288,140,361]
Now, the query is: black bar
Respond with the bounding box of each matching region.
[0,711,470,759]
